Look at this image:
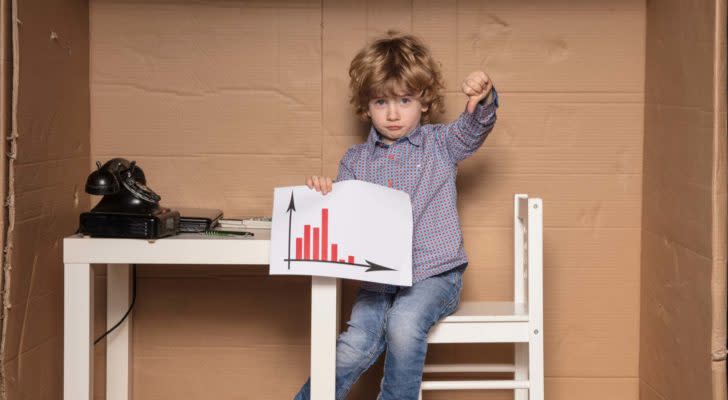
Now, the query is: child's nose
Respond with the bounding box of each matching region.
[386,104,400,120]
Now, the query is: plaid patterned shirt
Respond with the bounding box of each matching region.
[336,89,499,293]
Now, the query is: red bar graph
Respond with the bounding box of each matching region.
[322,209,328,261]
[313,228,320,260]
[304,225,311,260]
[291,207,359,267]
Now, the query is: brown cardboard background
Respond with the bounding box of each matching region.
[640,1,727,400]
[0,0,8,396]
[88,0,646,399]
[4,0,90,398]
[1,0,725,399]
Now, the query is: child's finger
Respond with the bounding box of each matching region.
[462,81,480,96]
[324,177,333,194]
[466,96,481,113]
[467,80,483,94]
[466,89,489,113]
[306,176,314,189]
[311,175,321,192]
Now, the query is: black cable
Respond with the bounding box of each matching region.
[94,264,137,345]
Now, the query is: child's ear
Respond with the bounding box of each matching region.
[421,104,429,113]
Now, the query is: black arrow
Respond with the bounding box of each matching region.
[286,191,296,270]
[282,258,397,272]
[362,260,397,272]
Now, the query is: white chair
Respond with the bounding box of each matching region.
[420,194,544,400]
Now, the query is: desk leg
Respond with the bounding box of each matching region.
[107,264,133,400]
[64,263,93,400]
[310,277,340,400]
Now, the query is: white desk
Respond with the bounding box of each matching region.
[63,230,340,400]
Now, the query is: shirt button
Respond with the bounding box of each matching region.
[388,179,393,187]
[388,154,394,160]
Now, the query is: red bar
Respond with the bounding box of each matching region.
[339,259,346,263]
[313,228,320,260]
[304,225,311,260]
[296,238,302,260]
[348,256,354,264]
[331,244,338,262]
[322,209,329,261]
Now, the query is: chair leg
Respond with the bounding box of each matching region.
[529,337,544,400]
[418,389,423,400]
[515,342,529,400]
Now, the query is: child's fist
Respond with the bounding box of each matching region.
[306,175,333,195]
[462,71,493,113]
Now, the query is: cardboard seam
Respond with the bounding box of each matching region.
[93,153,323,159]
[641,379,669,400]
[711,1,728,399]
[0,0,17,398]
[93,81,312,108]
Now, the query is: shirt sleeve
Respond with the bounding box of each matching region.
[435,87,499,164]
[335,147,357,182]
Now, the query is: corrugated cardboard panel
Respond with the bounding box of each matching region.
[5,1,89,400]
[641,1,727,399]
[642,105,714,255]
[544,378,638,400]
[711,2,727,398]
[133,345,310,399]
[85,0,647,398]
[131,275,311,348]
[3,337,62,399]
[640,381,666,400]
[91,0,321,158]
[641,230,713,400]
[0,0,9,388]
[93,271,108,400]
[462,227,640,272]
[454,2,644,95]
[130,275,311,399]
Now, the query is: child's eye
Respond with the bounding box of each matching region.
[400,97,411,104]
[374,99,386,106]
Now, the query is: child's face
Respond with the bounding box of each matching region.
[366,94,428,145]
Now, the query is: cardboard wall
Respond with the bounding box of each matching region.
[5,0,726,399]
[640,1,727,400]
[89,1,646,399]
[3,0,90,398]
[0,0,8,395]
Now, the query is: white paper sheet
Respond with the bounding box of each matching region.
[269,180,413,286]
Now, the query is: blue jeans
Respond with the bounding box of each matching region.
[294,266,464,400]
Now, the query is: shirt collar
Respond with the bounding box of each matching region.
[368,125,423,150]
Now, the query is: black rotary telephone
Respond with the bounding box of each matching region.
[78,158,180,239]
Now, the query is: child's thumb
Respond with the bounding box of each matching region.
[466,96,480,113]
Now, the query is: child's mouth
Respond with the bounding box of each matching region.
[387,126,402,131]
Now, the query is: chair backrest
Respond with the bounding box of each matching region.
[513,194,543,323]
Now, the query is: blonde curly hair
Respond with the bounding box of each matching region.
[348,30,445,122]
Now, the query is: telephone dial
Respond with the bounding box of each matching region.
[78,158,180,238]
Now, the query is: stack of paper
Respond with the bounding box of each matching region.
[218,216,272,229]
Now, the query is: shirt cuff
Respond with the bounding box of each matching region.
[464,86,498,125]
[483,86,499,108]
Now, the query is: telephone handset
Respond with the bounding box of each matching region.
[79,158,180,239]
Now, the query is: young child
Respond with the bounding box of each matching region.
[295,31,498,400]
